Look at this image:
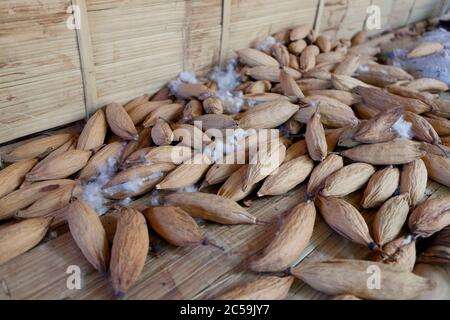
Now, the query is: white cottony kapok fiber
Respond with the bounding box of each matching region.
[255,36,277,52]
[392,115,413,139]
[209,61,244,114]
[169,71,199,96]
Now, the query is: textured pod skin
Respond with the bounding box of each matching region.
[78,142,124,180]
[307,154,343,197]
[361,166,400,209]
[236,48,280,67]
[375,235,416,272]
[214,276,294,300]
[218,165,257,202]
[67,200,110,273]
[305,112,327,161]
[321,163,375,197]
[0,159,38,198]
[316,194,375,248]
[400,159,427,207]
[291,259,434,300]
[238,100,299,129]
[143,206,204,247]
[249,201,316,272]
[110,208,149,296]
[77,109,107,151]
[127,100,172,125]
[373,194,410,246]
[422,154,450,188]
[409,197,450,238]
[0,217,51,265]
[106,102,139,140]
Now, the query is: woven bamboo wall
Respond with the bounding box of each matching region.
[0,0,446,144]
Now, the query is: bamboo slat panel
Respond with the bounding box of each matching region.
[0,0,86,144]
[0,179,448,299]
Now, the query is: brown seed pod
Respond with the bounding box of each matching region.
[334,54,360,76]
[193,114,237,131]
[351,31,367,46]
[106,102,139,140]
[127,100,172,125]
[151,118,174,146]
[423,115,450,136]
[317,51,345,64]
[404,112,441,144]
[144,145,192,164]
[245,80,272,94]
[110,208,149,296]
[164,192,257,225]
[120,127,152,163]
[0,179,75,220]
[306,90,361,106]
[361,166,400,209]
[172,123,211,149]
[203,97,223,114]
[0,217,52,265]
[322,163,375,197]
[316,35,331,52]
[356,63,413,87]
[422,153,450,188]
[78,142,124,180]
[204,163,242,187]
[258,155,314,197]
[375,235,416,271]
[387,86,438,111]
[143,103,184,127]
[373,194,410,246]
[332,74,373,91]
[305,111,327,161]
[291,259,434,300]
[407,42,444,59]
[297,79,332,91]
[67,199,110,273]
[353,108,403,143]
[290,24,310,41]
[124,94,150,112]
[238,100,299,129]
[294,101,358,128]
[1,134,73,163]
[25,149,91,182]
[272,43,290,67]
[409,197,450,238]
[182,99,203,122]
[144,206,211,247]
[279,68,304,98]
[0,158,38,198]
[236,48,280,67]
[284,140,308,163]
[307,154,344,197]
[77,109,107,151]
[288,39,307,55]
[218,165,257,201]
[174,83,212,100]
[214,276,294,300]
[316,194,375,249]
[282,118,303,135]
[299,45,318,72]
[341,139,425,165]
[249,201,316,272]
[400,159,428,207]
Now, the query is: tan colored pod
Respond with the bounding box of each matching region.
[249,201,316,272]
[172,123,212,149]
[217,165,257,201]
[245,80,272,94]
[119,127,152,163]
[353,103,379,120]
[404,112,440,144]
[297,79,332,91]
[376,235,416,272]
[236,48,279,67]
[322,163,375,197]
[246,66,301,82]
[143,206,206,247]
[316,51,345,64]
[423,115,450,136]
[193,114,237,131]
[123,94,149,112]
[354,86,432,114]
[16,184,74,218]
[104,163,175,199]
[110,208,149,296]
[0,159,38,198]
[422,153,450,188]
[373,194,410,246]
[0,179,74,220]
[316,35,331,52]
[299,45,318,72]
[291,259,434,300]
[156,153,212,190]
[38,135,78,167]
[356,63,413,87]
[279,68,304,98]
[0,217,51,265]
[243,141,286,191]
[333,54,360,76]
[409,197,450,238]
[284,140,308,163]
[127,100,172,125]
[182,99,203,122]
[144,146,192,164]
[25,149,91,182]
[303,68,332,81]
[238,100,299,129]
[294,104,358,128]
[331,74,373,91]
[288,39,307,55]
[272,43,290,67]
[143,103,184,127]
[351,31,367,46]
[406,78,450,93]
[77,109,107,151]
[306,90,360,106]
[305,111,327,161]
[204,163,241,186]
[282,118,303,135]
[341,139,425,165]
[214,276,294,300]
[78,142,124,180]
[67,200,110,273]
[407,42,444,59]
[387,86,438,111]
[203,97,223,114]
[400,159,427,207]
[164,192,257,225]
[316,194,375,248]
[307,154,343,197]
[290,24,310,41]
[174,82,212,100]
[106,102,139,140]
[258,155,314,196]
[151,118,174,146]
[361,166,400,209]
[353,108,402,143]
[1,133,73,163]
